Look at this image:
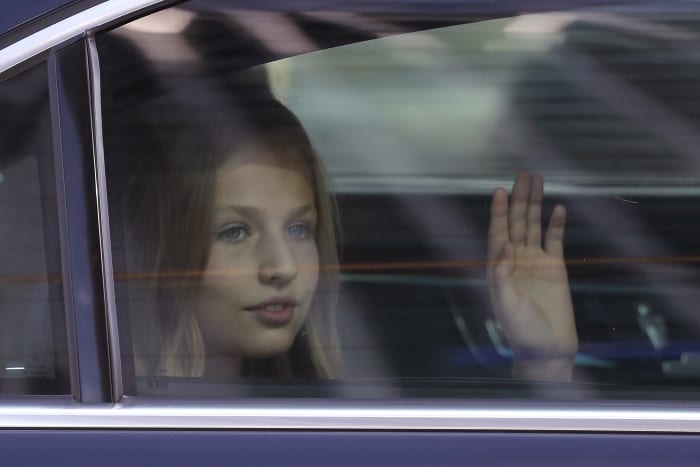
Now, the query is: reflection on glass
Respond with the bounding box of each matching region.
[0,63,69,394]
[100,1,700,399]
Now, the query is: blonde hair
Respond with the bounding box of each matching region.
[119,87,340,380]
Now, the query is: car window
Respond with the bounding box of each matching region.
[98,0,700,399]
[0,62,70,395]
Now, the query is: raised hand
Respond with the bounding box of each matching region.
[487,172,578,381]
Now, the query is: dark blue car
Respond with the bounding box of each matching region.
[2,0,700,465]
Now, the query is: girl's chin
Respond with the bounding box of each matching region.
[240,337,297,358]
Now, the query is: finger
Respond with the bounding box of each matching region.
[493,243,519,316]
[544,204,566,258]
[526,174,543,247]
[488,188,509,268]
[509,171,530,246]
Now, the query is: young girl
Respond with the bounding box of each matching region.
[110,72,577,385]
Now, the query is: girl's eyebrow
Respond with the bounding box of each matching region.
[288,203,316,218]
[215,203,316,218]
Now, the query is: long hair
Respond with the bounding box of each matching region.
[111,74,340,380]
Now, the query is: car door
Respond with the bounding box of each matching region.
[1,1,700,466]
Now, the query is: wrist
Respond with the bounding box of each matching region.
[512,356,574,382]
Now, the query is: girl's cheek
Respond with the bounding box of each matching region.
[295,241,319,267]
[205,241,251,276]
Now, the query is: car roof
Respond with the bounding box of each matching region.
[0,0,108,49]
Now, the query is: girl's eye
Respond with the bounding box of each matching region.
[217,225,248,243]
[286,222,314,240]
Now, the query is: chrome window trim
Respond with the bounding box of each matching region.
[0,0,168,75]
[87,35,123,402]
[1,401,700,432]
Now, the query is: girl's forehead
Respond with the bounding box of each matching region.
[218,143,311,178]
[213,150,317,214]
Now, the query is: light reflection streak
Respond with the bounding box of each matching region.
[228,10,316,56]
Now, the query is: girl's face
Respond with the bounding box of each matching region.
[193,146,319,375]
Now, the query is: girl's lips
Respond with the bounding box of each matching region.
[245,298,297,326]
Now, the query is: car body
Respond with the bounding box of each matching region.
[2,0,700,465]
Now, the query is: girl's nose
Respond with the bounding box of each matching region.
[257,233,297,286]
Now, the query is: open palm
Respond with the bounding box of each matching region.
[487,172,578,381]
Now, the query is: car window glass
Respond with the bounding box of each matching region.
[99,0,700,399]
[0,62,70,395]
